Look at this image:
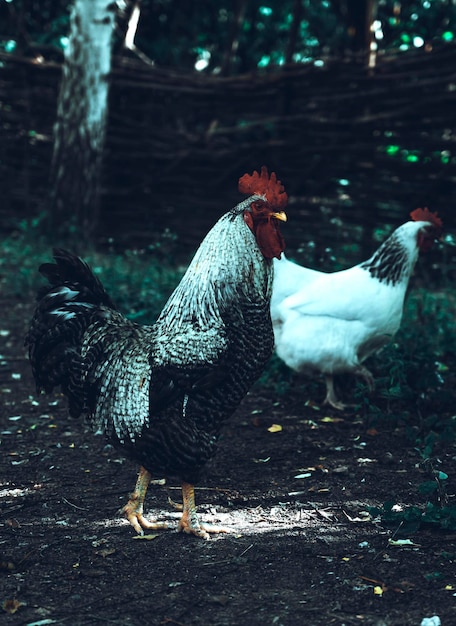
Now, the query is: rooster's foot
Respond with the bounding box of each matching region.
[178,481,229,540]
[122,466,168,534]
[168,495,183,511]
[177,511,229,540]
[121,500,168,535]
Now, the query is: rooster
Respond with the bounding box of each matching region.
[271,208,442,409]
[26,167,288,539]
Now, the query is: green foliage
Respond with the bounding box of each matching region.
[1,213,52,296]
[133,0,456,71]
[369,500,456,534]
[358,291,456,534]
[379,143,456,167]
[0,216,184,325]
[1,1,455,71]
[87,247,184,325]
[256,353,295,395]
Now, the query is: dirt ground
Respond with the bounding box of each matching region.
[1,297,455,626]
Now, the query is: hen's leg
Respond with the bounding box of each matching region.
[323,375,346,410]
[177,482,229,540]
[122,466,168,534]
[357,366,375,391]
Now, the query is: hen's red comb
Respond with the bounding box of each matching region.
[239,166,288,209]
[410,207,443,231]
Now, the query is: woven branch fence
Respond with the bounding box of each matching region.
[1,44,455,278]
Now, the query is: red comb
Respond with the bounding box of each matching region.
[238,166,288,209]
[410,207,443,231]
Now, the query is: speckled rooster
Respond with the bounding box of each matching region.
[26,167,287,539]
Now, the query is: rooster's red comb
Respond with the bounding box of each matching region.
[410,207,443,231]
[238,166,288,209]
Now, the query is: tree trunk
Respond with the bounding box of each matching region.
[332,0,378,60]
[49,0,116,240]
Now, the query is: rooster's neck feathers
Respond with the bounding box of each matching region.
[157,199,271,331]
[360,221,423,286]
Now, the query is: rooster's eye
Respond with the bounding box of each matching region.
[251,200,266,212]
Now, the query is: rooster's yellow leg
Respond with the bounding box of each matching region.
[177,482,229,540]
[122,466,168,534]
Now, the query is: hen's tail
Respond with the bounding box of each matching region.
[25,248,116,417]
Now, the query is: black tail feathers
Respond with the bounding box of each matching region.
[37,248,116,309]
[25,249,116,415]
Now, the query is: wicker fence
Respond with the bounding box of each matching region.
[1,44,455,276]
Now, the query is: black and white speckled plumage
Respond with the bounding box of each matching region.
[26,195,276,485]
[359,227,413,286]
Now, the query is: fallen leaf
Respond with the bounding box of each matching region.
[0,560,15,572]
[2,598,22,614]
[6,517,20,528]
[299,419,319,428]
[343,510,371,523]
[95,547,116,557]
[208,594,230,606]
[332,465,349,474]
[132,534,160,540]
[267,424,282,433]
[366,428,379,436]
[320,416,344,423]
[388,539,420,548]
[373,586,383,596]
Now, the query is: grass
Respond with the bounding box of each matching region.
[0,218,186,325]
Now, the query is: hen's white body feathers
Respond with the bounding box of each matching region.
[272,220,435,407]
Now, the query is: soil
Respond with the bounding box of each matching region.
[1,298,455,626]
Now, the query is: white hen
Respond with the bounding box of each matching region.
[272,209,442,409]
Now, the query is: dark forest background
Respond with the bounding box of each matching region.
[1,0,455,276]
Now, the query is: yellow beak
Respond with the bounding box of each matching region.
[271,211,287,222]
